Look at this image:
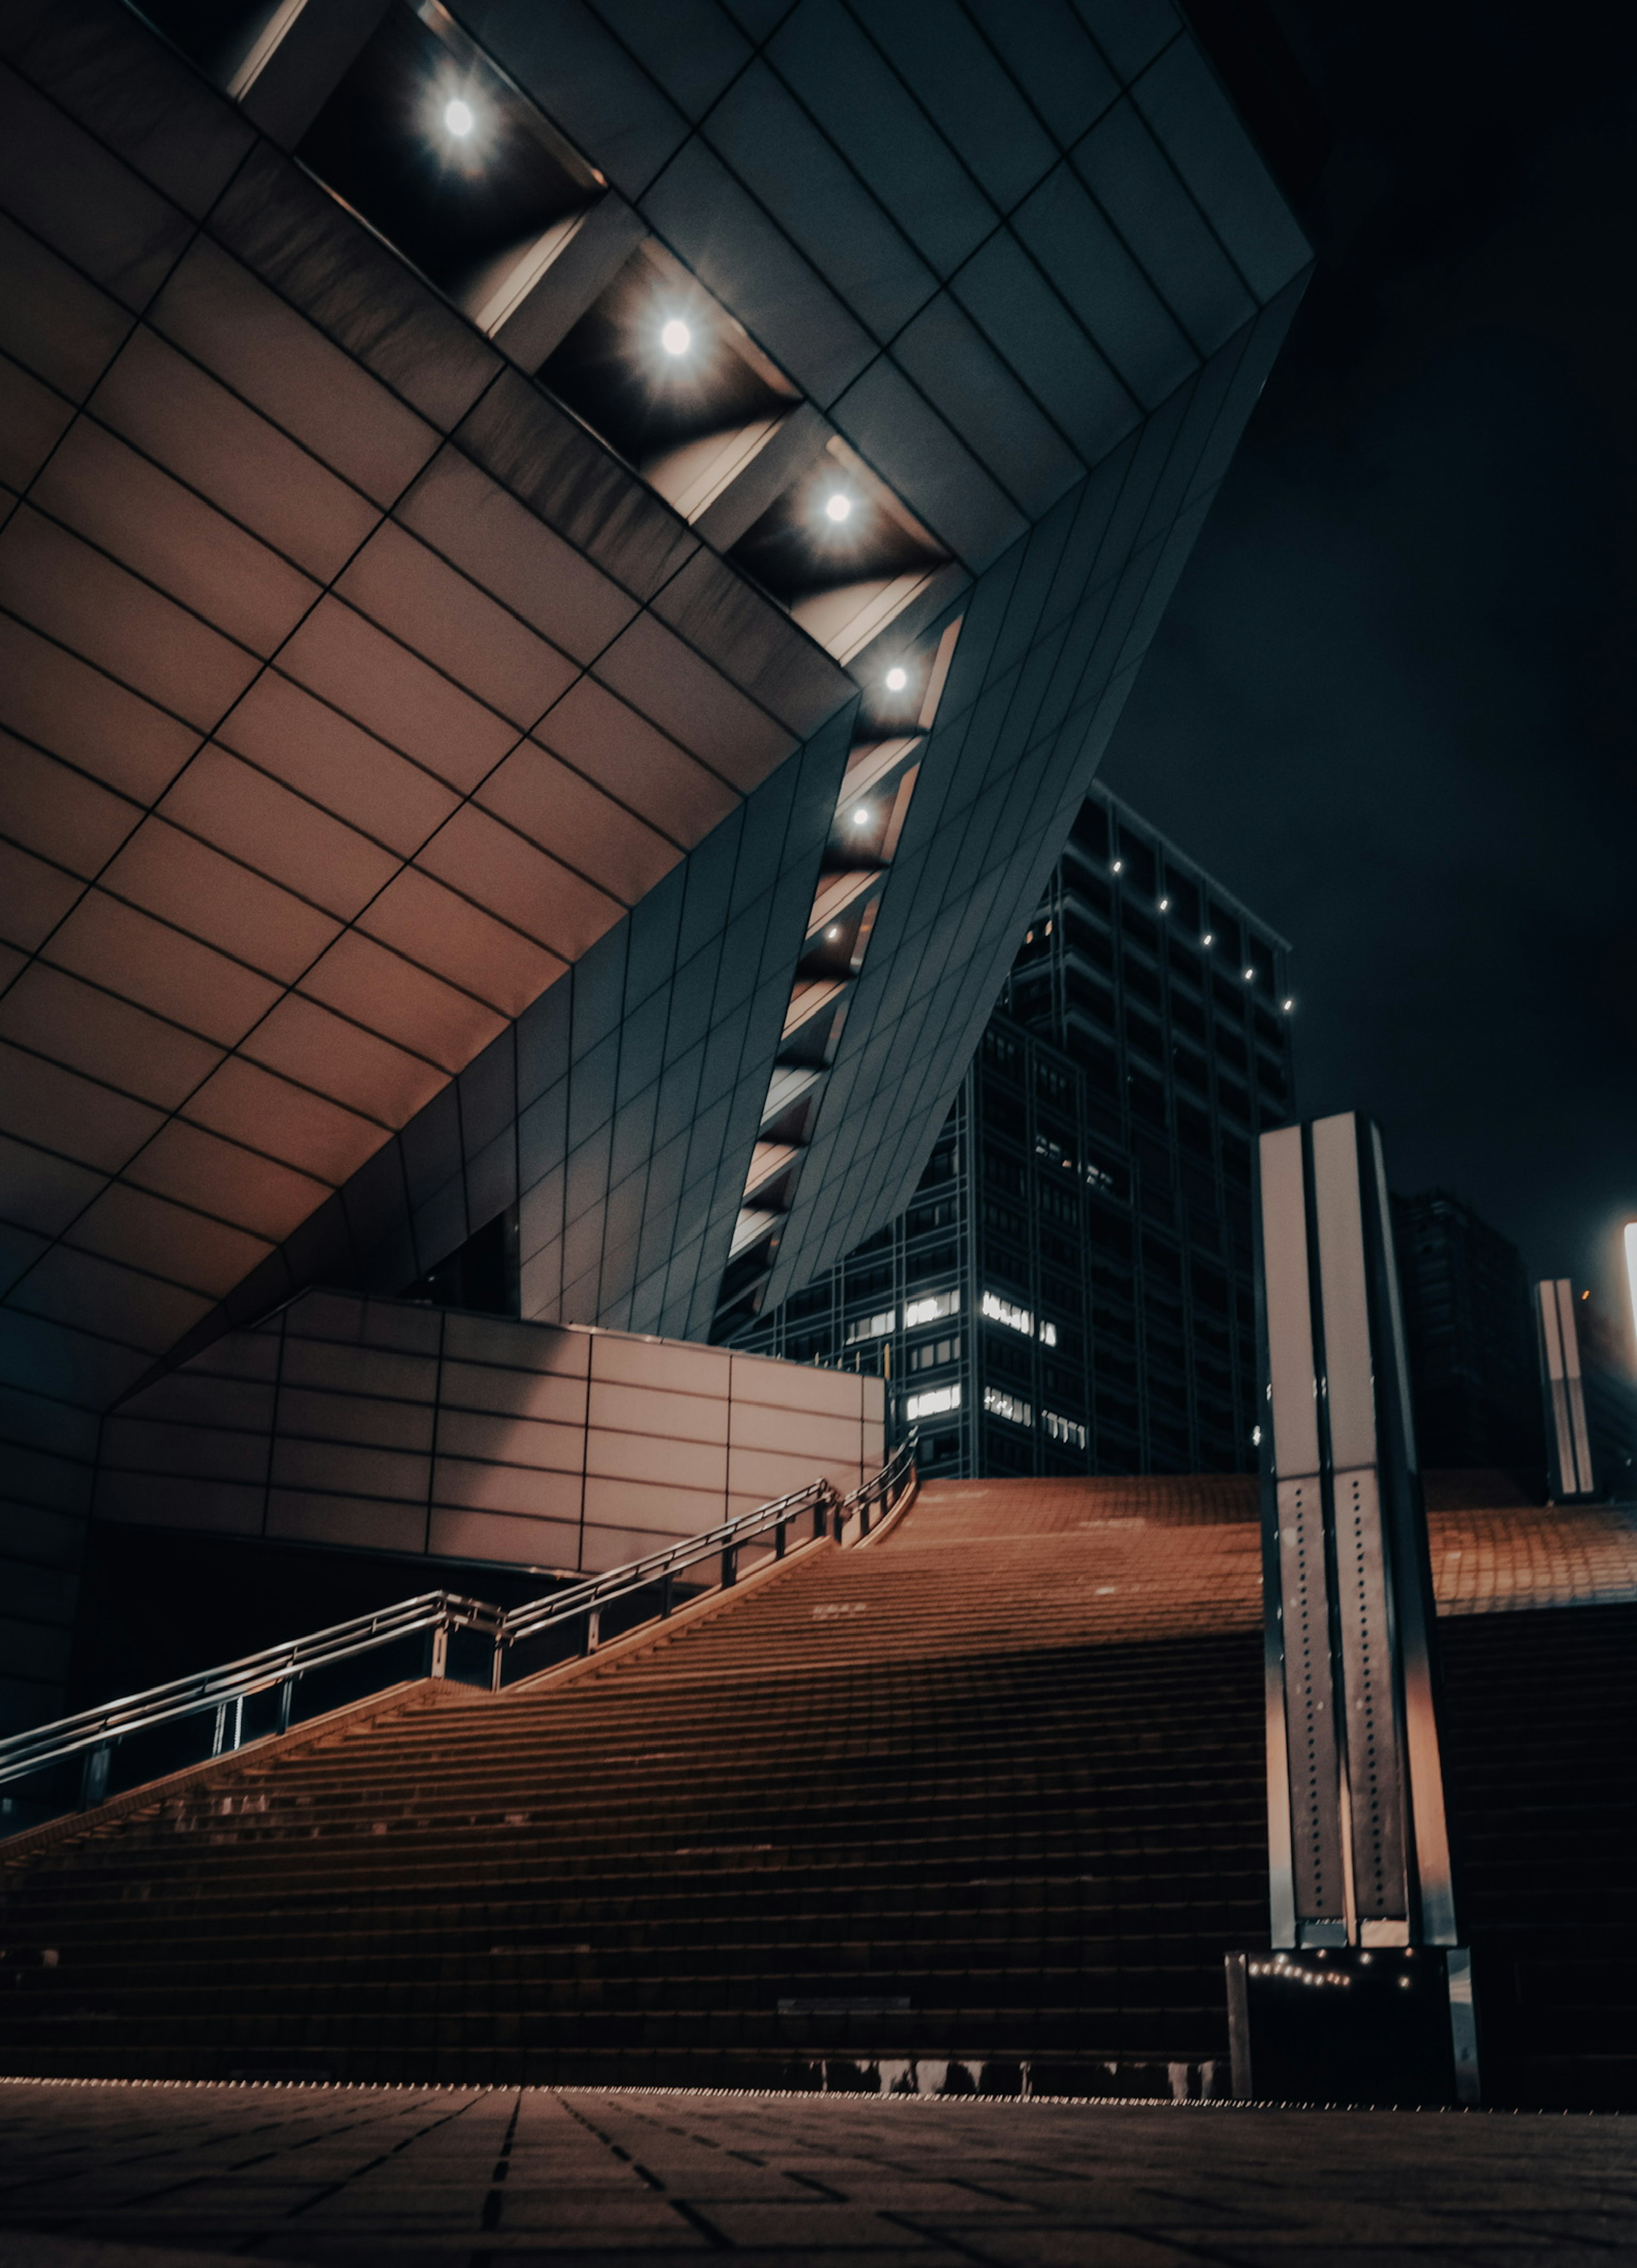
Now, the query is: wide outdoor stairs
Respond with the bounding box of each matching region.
[3,1474,1635,2104]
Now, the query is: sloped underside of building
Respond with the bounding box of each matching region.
[1,1473,1634,2109]
[0,0,1310,1724]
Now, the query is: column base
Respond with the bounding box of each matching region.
[1226,1947,1478,2105]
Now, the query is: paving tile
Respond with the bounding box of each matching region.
[3,2085,1637,2268]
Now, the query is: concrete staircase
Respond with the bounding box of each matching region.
[2,1475,1634,2101]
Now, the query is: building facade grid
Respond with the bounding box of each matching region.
[738,781,1293,1475]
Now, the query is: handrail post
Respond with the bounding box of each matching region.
[775,1516,787,1560]
[721,1543,737,1589]
[277,1676,295,1735]
[211,1703,228,1758]
[79,1742,111,1811]
[491,1636,505,1694]
[660,1570,674,1618]
[429,1622,449,1680]
[584,1606,601,1657]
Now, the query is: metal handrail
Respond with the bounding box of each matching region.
[0,1591,503,1794]
[0,1434,917,1814]
[845,1429,917,1541]
[498,1475,838,1656]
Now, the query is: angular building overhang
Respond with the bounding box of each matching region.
[0,0,1311,1723]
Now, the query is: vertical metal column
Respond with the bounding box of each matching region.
[1536,1278,1596,1502]
[1246,1111,1475,2100]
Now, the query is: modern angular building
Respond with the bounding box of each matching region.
[1391,1190,1543,1476]
[737,783,1293,1476]
[0,0,1310,1728]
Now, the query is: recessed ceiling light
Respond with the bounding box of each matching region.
[660,318,691,356]
[443,97,474,136]
[826,926,842,940]
[1111,859,1123,873]
[851,806,871,827]
[1282,998,1294,1012]
[1202,932,1215,946]
[1158,897,1169,911]
[885,666,907,691]
[1244,967,1255,981]
[825,492,853,523]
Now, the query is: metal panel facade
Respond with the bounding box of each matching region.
[0,0,1308,1724]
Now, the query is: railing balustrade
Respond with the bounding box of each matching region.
[0,1434,917,1829]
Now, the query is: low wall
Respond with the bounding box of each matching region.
[94,1291,885,1575]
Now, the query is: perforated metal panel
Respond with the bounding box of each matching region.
[1257,1112,1456,1951]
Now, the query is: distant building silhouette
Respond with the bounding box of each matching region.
[1392,1191,1543,1474]
[1574,1292,1637,1501]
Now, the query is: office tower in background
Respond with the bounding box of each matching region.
[736,785,1294,1475]
[1391,1190,1543,1473]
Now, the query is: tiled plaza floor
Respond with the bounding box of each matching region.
[0,2080,1631,2268]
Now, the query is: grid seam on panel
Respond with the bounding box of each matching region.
[0,214,848,1351]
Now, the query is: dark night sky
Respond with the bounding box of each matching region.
[1101,0,1637,1313]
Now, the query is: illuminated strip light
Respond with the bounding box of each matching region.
[905,1287,959,1328]
[906,1383,960,1421]
[1043,1410,1086,1449]
[983,1386,1032,1429]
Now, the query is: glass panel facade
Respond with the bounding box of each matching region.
[734,781,1294,1477]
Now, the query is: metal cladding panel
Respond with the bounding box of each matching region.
[1274,1472,1345,1927]
[1537,1276,1596,1501]
[0,1,860,1391]
[168,707,855,1360]
[1310,1114,1377,1473]
[1259,1123,1319,1483]
[1255,1114,1459,1953]
[0,0,1306,1722]
[96,1287,879,1576]
[760,293,1304,1313]
[481,0,1310,566]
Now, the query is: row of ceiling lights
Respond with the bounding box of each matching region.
[436,80,929,702]
[1107,857,1293,1012]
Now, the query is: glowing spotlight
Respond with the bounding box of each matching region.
[660,318,691,357]
[1282,998,1294,1012]
[1158,896,1170,911]
[1111,859,1123,874]
[824,492,853,523]
[443,97,474,136]
[1202,931,1215,946]
[885,666,908,692]
[826,926,842,941]
[1244,967,1255,981]
[850,806,871,827]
